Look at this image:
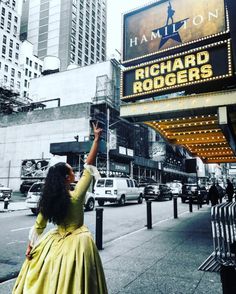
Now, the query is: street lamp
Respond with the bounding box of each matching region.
[106,108,120,177]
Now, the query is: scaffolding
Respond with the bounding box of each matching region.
[92,59,121,110]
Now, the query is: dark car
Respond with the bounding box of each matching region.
[20,180,39,194]
[144,183,173,201]
[181,184,208,203]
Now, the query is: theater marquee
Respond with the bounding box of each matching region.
[122,0,227,64]
[121,40,232,101]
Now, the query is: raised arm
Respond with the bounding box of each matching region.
[86,122,102,165]
[71,122,102,200]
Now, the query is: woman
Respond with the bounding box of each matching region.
[13,122,108,294]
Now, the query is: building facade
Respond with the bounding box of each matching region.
[20,0,107,71]
[0,0,22,94]
[19,40,43,99]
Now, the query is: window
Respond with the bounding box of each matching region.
[29,60,32,66]
[1,16,4,26]
[39,65,42,72]
[9,39,13,48]
[23,91,27,97]
[25,68,28,75]
[11,68,15,77]
[16,43,19,50]
[29,71,32,77]
[13,25,17,35]
[4,64,8,72]
[7,21,11,31]
[0,61,1,69]
[8,12,12,20]
[2,45,6,54]
[34,73,37,78]
[9,49,12,58]
[4,75,7,83]
[34,62,38,70]
[10,78,14,87]
[2,7,5,16]
[18,71,21,78]
[17,81,20,89]
[14,16,18,23]
[70,53,75,61]
[26,57,29,64]
[24,79,27,87]
[3,35,6,44]
[15,52,19,59]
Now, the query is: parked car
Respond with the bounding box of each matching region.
[166,182,182,196]
[144,183,173,201]
[20,179,39,194]
[25,182,95,215]
[94,177,143,206]
[0,184,12,200]
[181,184,208,203]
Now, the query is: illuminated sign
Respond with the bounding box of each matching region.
[121,40,232,101]
[122,0,227,64]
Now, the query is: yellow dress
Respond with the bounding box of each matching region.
[13,169,108,294]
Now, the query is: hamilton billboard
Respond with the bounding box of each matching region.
[122,0,227,65]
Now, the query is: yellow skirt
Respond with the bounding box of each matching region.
[12,225,108,294]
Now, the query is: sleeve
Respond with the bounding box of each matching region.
[71,164,100,201]
[28,212,48,247]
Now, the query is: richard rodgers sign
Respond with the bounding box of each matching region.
[121,40,232,101]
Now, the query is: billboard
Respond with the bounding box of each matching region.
[149,142,166,161]
[122,0,227,64]
[21,159,50,178]
[121,40,232,101]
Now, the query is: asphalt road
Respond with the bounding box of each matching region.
[0,197,197,282]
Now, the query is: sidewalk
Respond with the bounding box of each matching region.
[0,206,221,294]
[0,201,28,213]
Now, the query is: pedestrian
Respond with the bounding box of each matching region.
[13,122,108,294]
[207,182,219,206]
[216,182,224,203]
[226,179,234,202]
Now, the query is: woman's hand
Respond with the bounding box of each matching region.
[25,243,32,260]
[92,121,102,142]
[86,122,102,165]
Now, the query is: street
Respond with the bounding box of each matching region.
[0,198,197,283]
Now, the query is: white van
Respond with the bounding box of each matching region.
[94,177,143,206]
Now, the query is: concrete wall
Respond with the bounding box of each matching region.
[0,103,91,190]
[29,60,112,105]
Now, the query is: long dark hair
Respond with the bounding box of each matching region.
[39,162,71,225]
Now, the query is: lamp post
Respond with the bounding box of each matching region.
[106,107,120,177]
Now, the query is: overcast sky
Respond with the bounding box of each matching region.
[106,0,150,57]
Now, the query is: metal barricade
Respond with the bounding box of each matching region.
[199,202,236,272]
[198,202,236,272]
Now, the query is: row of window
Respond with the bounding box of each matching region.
[2,74,20,88]
[0,16,18,35]
[26,57,42,71]
[2,34,19,50]
[70,52,105,65]
[25,68,41,78]
[0,62,21,78]
[1,7,18,23]
[2,45,19,59]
